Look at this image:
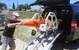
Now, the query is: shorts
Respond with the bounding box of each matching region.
[1,36,16,50]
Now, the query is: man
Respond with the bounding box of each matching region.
[1,12,20,50]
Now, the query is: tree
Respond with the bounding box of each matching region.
[17,4,31,11]
[24,4,31,10]
[0,2,7,9]
[17,4,25,11]
[12,3,15,9]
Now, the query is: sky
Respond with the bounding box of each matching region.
[0,0,79,9]
[0,0,36,9]
[70,0,79,3]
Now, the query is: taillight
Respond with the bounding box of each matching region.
[71,21,77,30]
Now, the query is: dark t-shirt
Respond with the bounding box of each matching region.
[3,19,20,38]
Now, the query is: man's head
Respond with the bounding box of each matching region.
[10,12,20,20]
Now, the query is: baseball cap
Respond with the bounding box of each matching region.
[12,12,20,17]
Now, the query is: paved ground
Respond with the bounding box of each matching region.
[0,38,79,50]
[0,39,27,50]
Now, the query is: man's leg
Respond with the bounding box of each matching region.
[1,36,8,50]
[9,38,16,50]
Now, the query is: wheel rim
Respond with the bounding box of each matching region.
[46,12,58,30]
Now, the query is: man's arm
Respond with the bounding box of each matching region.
[4,19,21,28]
[19,19,38,27]
[7,23,18,28]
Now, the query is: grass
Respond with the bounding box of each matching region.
[2,11,35,19]
[0,26,4,35]
[14,26,33,43]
